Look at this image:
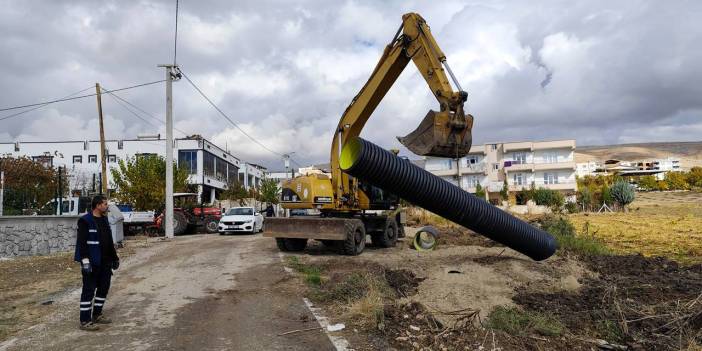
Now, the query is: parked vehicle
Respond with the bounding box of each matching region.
[38,196,91,216]
[155,193,222,235]
[218,207,264,235]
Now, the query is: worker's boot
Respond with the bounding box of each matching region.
[92,314,112,324]
[79,321,100,331]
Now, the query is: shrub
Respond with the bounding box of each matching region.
[533,188,564,211]
[637,175,658,191]
[610,180,635,210]
[474,183,486,199]
[540,215,610,256]
[665,171,690,190]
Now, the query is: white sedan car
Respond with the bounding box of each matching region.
[218,207,264,234]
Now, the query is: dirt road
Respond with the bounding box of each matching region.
[0,234,336,351]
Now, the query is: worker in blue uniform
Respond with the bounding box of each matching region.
[74,195,120,331]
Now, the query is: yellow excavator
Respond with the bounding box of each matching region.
[264,13,474,255]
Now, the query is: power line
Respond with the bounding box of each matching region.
[102,89,162,131]
[0,80,166,113]
[102,88,190,136]
[179,69,285,157]
[0,86,94,122]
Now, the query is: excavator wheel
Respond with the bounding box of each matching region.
[371,219,398,248]
[341,219,366,256]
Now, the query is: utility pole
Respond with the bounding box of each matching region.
[58,166,64,215]
[96,83,108,195]
[0,170,4,217]
[158,64,179,239]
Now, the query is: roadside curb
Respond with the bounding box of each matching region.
[278,252,351,351]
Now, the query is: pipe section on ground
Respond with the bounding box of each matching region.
[340,137,558,261]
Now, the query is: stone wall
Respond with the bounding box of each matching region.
[0,216,80,257]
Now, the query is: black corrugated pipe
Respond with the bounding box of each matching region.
[340,137,558,261]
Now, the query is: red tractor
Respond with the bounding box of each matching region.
[155,193,222,235]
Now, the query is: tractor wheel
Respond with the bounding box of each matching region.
[204,217,219,234]
[173,211,188,235]
[341,220,366,256]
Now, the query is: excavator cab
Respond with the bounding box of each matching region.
[398,109,474,158]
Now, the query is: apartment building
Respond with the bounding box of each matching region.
[0,135,265,204]
[425,139,577,203]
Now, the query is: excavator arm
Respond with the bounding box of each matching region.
[330,12,474,209]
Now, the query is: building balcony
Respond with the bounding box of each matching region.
[532,140,575,150]
[533,161,576,171]
[460,163,487,174]
[503,162,533,172]
[430,168,458,177]
[503,142,532,152]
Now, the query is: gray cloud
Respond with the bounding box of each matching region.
[1,0,701,169]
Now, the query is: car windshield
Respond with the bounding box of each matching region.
[226,208,253,216]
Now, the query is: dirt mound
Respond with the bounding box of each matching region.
[384,269,423,298]
[514,254,702,350]
[435,227,503,247]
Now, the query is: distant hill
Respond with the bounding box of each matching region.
[575,141,702,169]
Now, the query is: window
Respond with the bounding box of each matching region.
[32,156,53,168]
[513,152,527,164]
[467,156,478,165]
[467,176,480,188]
[88,155,97,163]
[178,150,197,175]
[73,155,83,164]
[215,157,228,182]
[491,144,498,150]
[492,163,499,171]
[227,164,239,183]
[513,172,524,186]
[543,172,559,184]
[203,151,215,179]
[446,159,453,170]
[544,152,558,163]
[108,155,116,163]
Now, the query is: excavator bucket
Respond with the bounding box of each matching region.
[398,110,474,158]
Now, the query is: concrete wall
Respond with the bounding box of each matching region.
[0,216,79,257]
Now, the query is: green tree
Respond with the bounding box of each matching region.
[1,157,61,215]
[601,184,613,205]
[577,187,594,211]
[688,167,702,188]
[110,155,190,211]
[222,180,248,206]
[474,183,486,199]
[665,171,690,190]
[637,175,658,191]
[259,178,281,205]
[610,180,635,211]
[500,179,509,201]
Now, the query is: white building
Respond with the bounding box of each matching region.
[425,139,577,204]
[576,157,682,180]
[0,135,265,204]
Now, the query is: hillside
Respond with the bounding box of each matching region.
[575,141,702,169]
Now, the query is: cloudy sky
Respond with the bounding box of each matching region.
[1,0,701,169]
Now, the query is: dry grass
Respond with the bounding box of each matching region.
[405,207,458,228]
[569,191,702,264]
